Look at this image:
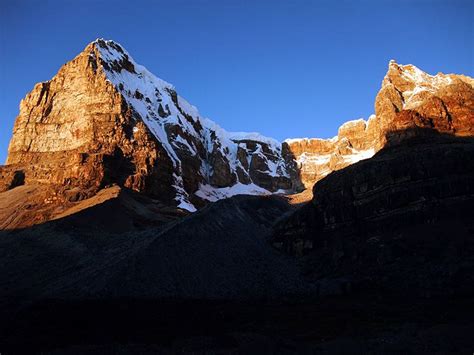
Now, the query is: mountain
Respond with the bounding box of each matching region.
[3,39,471,229]
[2,39,296,214]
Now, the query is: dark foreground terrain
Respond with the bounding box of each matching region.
[1,135,474,354]
[2,295,474,354]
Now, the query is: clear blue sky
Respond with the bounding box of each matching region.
[1,0,473,164]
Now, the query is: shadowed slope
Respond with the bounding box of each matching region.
[273,132,474,297]
[0,194,305,316]
[110,194,307,300]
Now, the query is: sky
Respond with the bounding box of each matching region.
[0,0,473,164]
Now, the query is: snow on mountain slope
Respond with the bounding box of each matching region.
[386,60,455,110]
[93,39,292,211]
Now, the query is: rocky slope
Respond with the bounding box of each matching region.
[0,184,185,230]
[0,194,306,311]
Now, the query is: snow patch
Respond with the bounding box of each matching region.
[177,200,197,213]
[342,148,375,164]
[196,183,273,202]
[339,118,366,128]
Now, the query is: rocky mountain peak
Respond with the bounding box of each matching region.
[384,60,457,105]
[84,39,139,74]
[3,39,296,212]
[375,59,473,147]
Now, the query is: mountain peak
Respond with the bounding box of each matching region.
[89,38,125,52]
[384,60,460,88]
[388,61,431,82]
[5,39,297,212]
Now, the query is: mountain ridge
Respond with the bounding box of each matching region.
[1,38,472,225]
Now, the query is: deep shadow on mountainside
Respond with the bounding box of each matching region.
[1,131,474,354]
[273,130,474,296]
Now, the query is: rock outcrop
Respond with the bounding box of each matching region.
[283,117,377,189]
[284,61,473,188]
[375,60,474,147]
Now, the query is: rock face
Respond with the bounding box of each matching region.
[375,60,474,147]
[283,117,377,189]
[4,39,294,211]
[284,61,473,187]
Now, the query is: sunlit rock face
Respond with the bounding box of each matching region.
[5,41,175,204]
[283,117,377,189]
[374,60,474,147]
[284,61,473,188]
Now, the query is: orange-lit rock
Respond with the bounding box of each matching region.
[284,61,473,188]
